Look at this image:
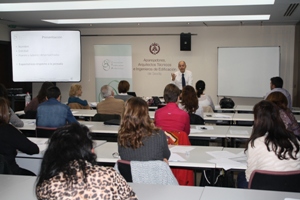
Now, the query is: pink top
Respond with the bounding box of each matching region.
[154,103,190,135]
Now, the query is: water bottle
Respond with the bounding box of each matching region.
[25,92,31,107]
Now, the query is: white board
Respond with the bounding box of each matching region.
[217,47,280,98]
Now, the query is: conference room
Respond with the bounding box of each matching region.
[0,0,300,199]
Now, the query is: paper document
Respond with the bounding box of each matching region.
[209,158,246,170]
[190,128,203,133]
[72,111,78,114]
[170,146,195,153]
[169,152,186,162]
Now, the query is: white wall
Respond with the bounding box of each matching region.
[27,25,295,106]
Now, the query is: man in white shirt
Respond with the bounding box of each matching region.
[264,76,292,109]
[171,61,193,90]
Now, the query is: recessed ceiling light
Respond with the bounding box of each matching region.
[0,0,275,11]
[43,15,270,24]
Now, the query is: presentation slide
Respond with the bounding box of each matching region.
[11,30,81,82]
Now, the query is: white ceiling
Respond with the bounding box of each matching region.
[0,0,299,29]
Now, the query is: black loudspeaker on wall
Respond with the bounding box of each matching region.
[180,33,191,51]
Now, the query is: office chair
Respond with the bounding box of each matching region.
[92,113,120,122]
[35,126,57,138]
[248,169,300,192]
[68,103,90,109]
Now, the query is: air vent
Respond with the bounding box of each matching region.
[284,3,299,17]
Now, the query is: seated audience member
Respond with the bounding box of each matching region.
[155,84,190,135]
[97,85,124,116]
[0,97,39,175]
[118,97,170,161]
[264,76,292,109]
[179,85,203,118]
[68,84,89,108]
[36,123,137,200]
[36,86,77,127]
[266,92,300,137]
[238,100,300,188]
[24,82,54,116]
[0,83,23,127]
[195,80,215,111]
[114,80,133,102]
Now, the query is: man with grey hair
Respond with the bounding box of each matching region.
[96,85,125,116]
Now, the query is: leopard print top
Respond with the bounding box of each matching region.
[36,161,138,200]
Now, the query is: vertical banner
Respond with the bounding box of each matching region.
[94,45,132,101]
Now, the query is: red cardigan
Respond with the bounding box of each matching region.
[154,103,190,135]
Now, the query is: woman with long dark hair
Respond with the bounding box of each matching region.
[24,82,54,115]
[195,80,215,111]
[239,100,300,187]
[266,91,300,137]
[179,85,203,117]
[0,97,39,175]
[36,123,137,199]
[118,97,170,161]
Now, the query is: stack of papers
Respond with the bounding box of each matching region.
[169,146,195,162]
[207,150,247,170]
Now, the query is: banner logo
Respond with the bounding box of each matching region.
[102,59,111,71]
[149,43,160,55]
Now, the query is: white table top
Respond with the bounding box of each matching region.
[129,183,204,200]
[0,174,204,200]
[200,186,300,200]
[94,142,221,168]
[190,125,229,138]
[2,175,299,200]
[17,137,106,159]
[203,112,234,121]
[232,113,254,122]
[71,109,97,117]
[226,126,252,139]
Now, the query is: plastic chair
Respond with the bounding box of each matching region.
[35,126,57,138]
[248,169,300,192]
[189,113,205,125]
[0,154,12,174]
[92,113,121,122]
[68,103,90,109]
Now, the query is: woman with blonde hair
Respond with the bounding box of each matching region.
[68,84,88,107]
[118,97,170,161]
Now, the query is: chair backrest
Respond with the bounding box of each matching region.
[23,111,37,119]
[92,113,121,122]
[0,154,12,174]
[36,126,57,138]
[189,113,205,125]
[118,160,178,185]
[68,103,90,109]
[117,160,132,182]
[248,169,300,192]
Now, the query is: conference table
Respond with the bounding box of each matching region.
[16,137,106,175]
[2,174,299,200]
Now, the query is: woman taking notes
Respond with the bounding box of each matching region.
[0,97,39,175]
[239,100,300,187]
[118,97,170,162]
[36,123,137,199]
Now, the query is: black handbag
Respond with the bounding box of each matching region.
[219,97,235,109]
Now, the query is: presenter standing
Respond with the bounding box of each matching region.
[171,61,193,90]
